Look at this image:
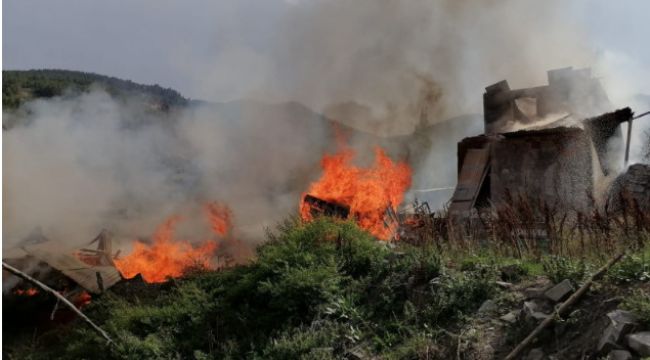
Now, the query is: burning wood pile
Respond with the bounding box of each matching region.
[299,143,412,240]
[3,201,249,304]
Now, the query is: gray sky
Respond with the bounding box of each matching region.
[3,0,289,99]
[3,0,650,103]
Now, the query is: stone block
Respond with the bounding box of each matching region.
[627,332,650,357]
[607,349,632,360]
[544,279,574,302]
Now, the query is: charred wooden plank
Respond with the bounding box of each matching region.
[303,194,350,219]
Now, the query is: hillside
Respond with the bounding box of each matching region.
[2,69,188,110]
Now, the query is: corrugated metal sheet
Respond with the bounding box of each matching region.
[449,148,490,215]
[23,246,122,294]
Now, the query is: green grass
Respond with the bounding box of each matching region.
[607,248,650,284]
[4,218,501,359]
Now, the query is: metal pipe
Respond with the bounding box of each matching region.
[412,187,455,193]
[632,110,650,120]
[625,118,633,166]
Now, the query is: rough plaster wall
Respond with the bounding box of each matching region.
[490,130,594,210]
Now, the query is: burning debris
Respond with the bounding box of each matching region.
[113,216,219,283]
[300,144,412,240]
[4,201,246,296]
[14,288,39,296]
[114,202,245,283]
[3,228,122,296]
[302,194,350,219]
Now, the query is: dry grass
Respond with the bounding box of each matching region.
[401,191,650,259]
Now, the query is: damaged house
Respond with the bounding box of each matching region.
[449,67,639,216]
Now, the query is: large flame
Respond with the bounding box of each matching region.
[115,214,220,283]
[301,145,412,240]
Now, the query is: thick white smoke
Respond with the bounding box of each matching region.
[2,92,331,249]
[189,0,594,136]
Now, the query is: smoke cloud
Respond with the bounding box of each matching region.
[189,0,595,135]
[3,92,332,249]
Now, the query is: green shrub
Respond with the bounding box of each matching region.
[255,321,346,360]
[498,263,529,282]
[423,266,498,323]
[71,283,213,359]
[382,331,438,360]
[542,256,592,286]
[621,289,650,327]
[607,253,650,284]
[458,254,540,283]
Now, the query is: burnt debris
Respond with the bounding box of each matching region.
[303,194,350,219]
[3,229,123,295]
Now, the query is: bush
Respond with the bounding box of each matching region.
[423,266,498,323]
[255,321,346,360]
[382,331,438,360]
[621,289,650,327]
[542,256,592,286]
[607,253,650,284]
[64,283,214,359]
[457,252,543,283]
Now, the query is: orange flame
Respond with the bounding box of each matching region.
[205,202,233,237]
[114,216,218,283]
[75,291,92,307]
[301,145,411,240]
[14,288,39,296]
